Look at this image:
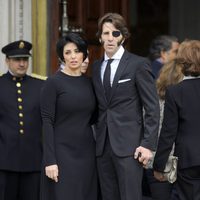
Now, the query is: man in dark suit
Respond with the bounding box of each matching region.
[148,35,179,79]
[92,13,160,200]
[0,40,45,200]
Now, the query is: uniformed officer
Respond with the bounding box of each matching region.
[0,40,45,200]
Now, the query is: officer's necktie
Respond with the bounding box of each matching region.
[103,59,113,101]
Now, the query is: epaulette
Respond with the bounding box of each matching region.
[31,73,47,80]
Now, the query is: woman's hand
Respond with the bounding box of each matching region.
[154,170,166,182]
[45,164,59,182]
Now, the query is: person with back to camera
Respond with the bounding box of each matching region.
[145,59,183,200]
[143,34,179,199]
[153,40,200,200]
[149,35,179,79]
[92,12,160,200]
[40,32,97,200]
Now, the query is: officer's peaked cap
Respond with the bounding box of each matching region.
[1,40,32,58]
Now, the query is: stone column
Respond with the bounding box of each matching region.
[32,0,47,76]
[0,0,32,73]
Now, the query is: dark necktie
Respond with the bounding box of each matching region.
[103,59,113,100]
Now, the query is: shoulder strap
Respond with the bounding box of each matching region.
[30,73,47,80]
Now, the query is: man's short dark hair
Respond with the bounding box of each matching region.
[149,35,178,61]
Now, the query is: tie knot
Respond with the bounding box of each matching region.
[107,59,114,65]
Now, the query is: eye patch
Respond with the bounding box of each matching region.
[112,31,121,37]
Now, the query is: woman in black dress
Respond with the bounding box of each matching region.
[40,33,97,200]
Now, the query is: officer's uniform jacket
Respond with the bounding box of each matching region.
[0,72,44,172]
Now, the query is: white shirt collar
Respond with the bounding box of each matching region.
[104,45,125,61]
[183,75,200,80]
[156,58,163,64]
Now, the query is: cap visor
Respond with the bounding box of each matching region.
[8,54,31,58]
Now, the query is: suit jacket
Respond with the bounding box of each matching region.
[92,50,160,157]
[151,59,163,79]
[0,72,44,172]
[153,79,200,172]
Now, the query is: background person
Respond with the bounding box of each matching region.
[0,40,44,200]
[80,56,89,73]
[142,34,179,199]
[148,35,179,79]
[153,40,200,200]
[145,59,183,200]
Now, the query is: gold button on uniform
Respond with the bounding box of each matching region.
[15,78,24,135]
[18,105,23,110]
[18,98,22,102]
[16,82,21,87]
[19,113,23,118]
[19,121,24,126]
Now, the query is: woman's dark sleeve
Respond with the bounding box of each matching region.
[153,88,178,172]
[40,78,57,166]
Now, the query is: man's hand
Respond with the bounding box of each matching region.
[45,164,59,182]
[134,146,153,166]
[154,170,166,182]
